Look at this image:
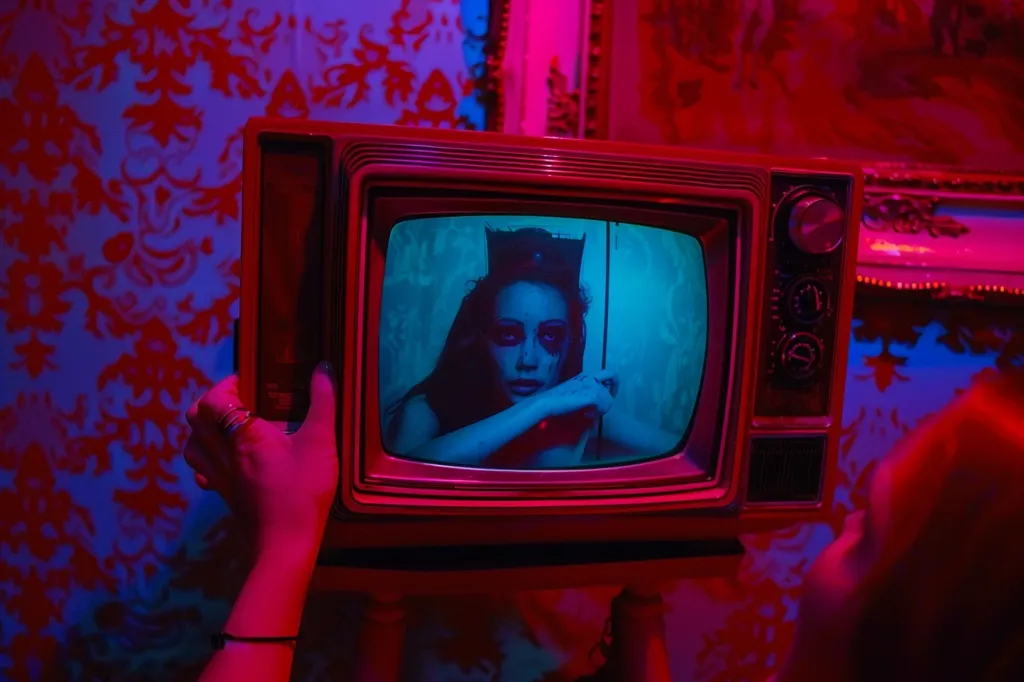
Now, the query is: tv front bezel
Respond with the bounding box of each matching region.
[334,168,762,516]
[358,194,735,501]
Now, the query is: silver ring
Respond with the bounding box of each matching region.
[218,406,253,437]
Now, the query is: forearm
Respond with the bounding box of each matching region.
[198,545,318,682]
[605,409,680,456]
[409,399,545,465]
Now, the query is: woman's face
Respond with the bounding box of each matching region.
[487,281,570,404]
[779,454,897,678]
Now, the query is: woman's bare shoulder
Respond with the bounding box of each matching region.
[397,394,437,419]
[388,394,440,451]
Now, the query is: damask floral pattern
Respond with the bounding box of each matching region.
[3,1,1023,682]
[0,1,483,679]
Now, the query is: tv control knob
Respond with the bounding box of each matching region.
[784,277,830,325]
[777,333,825,380]
[787,194,845,254]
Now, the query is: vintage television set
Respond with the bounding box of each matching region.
[238,118,861,588]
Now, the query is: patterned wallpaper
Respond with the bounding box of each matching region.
[2,1,1023,681]
[0,0,483,679]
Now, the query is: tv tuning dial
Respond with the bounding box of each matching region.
[777,332,824,380]
[786,193,846,255]
[784,277,830,325]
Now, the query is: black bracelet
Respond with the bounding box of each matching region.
[211,632,299,650]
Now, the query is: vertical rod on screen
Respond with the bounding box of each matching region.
[596,220,611,460]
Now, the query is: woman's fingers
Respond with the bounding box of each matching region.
[187,394,236,469]
[184,433,246,515]
[185,380,247,493]
[197,375,251,439]
[296,362,337,442]
[184,433,225,491]
[593,369,619,396]
[196,374,271,451]
[186,375,261,468]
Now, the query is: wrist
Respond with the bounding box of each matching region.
[225,543,318,643]
[254,530,323,573]
[520,392,552,424]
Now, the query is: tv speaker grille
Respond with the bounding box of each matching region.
[746,436,826,503]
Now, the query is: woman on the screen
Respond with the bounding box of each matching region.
[383,226,682,469]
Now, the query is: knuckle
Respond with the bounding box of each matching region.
[233,416,260,441]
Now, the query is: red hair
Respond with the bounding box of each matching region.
[847,369,1024,681]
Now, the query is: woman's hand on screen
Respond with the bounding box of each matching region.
[594,369,619,398]
[183,362,339,560]
[537,373,615,419]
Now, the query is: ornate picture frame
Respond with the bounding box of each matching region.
[856,165,1024,304]
[484,0,596,137]
[473,0,511,132]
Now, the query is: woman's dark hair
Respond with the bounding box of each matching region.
[385,266,591,439]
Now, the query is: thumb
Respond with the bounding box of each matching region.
[298,361,337,439]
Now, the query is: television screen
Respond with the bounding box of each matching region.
[378,216,708,470]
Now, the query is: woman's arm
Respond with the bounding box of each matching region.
[388,376,615,466]
[184,364,339,682]
[601,408,682,458]
[388,394,548,465]
[583,370,681,460]
[198,542,318,682]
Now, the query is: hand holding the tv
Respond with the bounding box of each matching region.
[184,362,339,563]
[536,370,618,420]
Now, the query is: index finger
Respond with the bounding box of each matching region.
[195,375,254,438]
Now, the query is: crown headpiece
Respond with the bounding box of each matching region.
[485,226,585,284]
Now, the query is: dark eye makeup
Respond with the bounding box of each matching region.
[490,321,525,347]
[537,321,567,353]
[489,319,568,351]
